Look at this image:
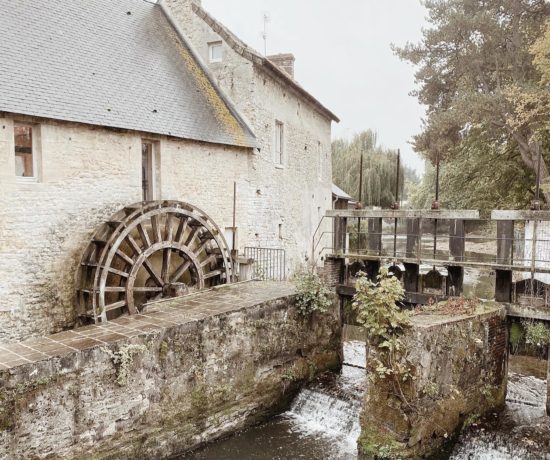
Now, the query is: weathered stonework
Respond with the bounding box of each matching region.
[359,304,508,459]
[0,281,341,459]
[0,1,336,344]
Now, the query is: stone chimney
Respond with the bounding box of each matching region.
[267,53,295,78]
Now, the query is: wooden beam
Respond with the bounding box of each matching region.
[326,209,479,220]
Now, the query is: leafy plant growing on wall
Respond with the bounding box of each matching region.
[293,269,332,316]
[522,320,550,357]
[352,269,413,385]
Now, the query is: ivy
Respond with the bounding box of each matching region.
[293,269,332,316]
[352,268,414,384]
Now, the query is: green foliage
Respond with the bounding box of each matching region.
[509,322,524,354]
[522,320,550,350]
[410,130,535,212]
[352,269,413,383]
[332,130,418,207]
[395,0,550,206]
[293,269,332,316]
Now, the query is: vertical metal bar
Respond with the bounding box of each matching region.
[232,182,237,252]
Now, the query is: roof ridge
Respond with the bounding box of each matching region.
[191,3,339,122]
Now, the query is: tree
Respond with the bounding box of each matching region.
[332,130,418,208]
[395,0,550,205]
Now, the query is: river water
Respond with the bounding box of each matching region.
[183,342,549,460]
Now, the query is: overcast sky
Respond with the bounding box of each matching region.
[202,0,429,174]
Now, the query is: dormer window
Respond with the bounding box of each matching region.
[208,41,223,63]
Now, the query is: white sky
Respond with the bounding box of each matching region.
[202,0,428,174]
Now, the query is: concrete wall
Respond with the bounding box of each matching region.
[0,116,249,344]
[0,282,341,460]
[359,304,508,459]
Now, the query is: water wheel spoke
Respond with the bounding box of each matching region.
[200,254,217,268]
[161,248,172,283]
[185,227,201,248]
[115,249,134,266]
[104,300,127,311]
[204,269,222,280]
[126,234,143,256]
[142,259,163,287]
[171,260,191,283]
[165,213,175,242]
[133,287,163,293]
[108,267,130,278]
[151,215,162,243]
[175,217,189,244]
[104,286,126,293]
[137,223,151,248]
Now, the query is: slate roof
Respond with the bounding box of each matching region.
[0,0,256,148]
[332,184,352,200]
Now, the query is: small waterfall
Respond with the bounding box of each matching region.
[282,341,366,459]
[451,372,549,459]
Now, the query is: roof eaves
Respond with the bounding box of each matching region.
[158,0,258,148]
[192,3,340,123]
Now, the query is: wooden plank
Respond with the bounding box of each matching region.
[496,220,514,265]
[326,209,479,220]
[491,210,550,221]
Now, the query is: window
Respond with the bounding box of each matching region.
[208,41,223,63]
[14,124,35,178]
[275,121,284,165]
[142,141,154,201]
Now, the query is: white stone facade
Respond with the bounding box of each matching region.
[0,1,335,344]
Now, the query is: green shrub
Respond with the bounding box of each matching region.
[352,268,413,383]
[293,269,332,316]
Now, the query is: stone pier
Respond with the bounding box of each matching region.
[0,281,341,460]
[359,303,508,459]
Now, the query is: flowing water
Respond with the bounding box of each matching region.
[183,341,366,460]
[184,344,549,460]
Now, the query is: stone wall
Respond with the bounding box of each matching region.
[0,281,342,459]
[0,115,250,344]
[359,303,508,459]
[164,0,335,272]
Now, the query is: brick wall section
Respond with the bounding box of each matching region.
[319,257,344,289]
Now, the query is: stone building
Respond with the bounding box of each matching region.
[0,0,338,344]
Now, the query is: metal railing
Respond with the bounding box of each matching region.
[243,247,286,281]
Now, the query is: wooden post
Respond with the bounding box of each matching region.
[368,218,383,256]
[334,216,348,254]
[403,262,419,293]
[449,219,465,261]
[406,218,420,259]
[495,269,513,303]
[496,220,514,265]
[447,266,464,296]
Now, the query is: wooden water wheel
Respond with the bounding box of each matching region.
[76,201,232,323]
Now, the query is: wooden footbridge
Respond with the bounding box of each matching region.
[313,209,550,320]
